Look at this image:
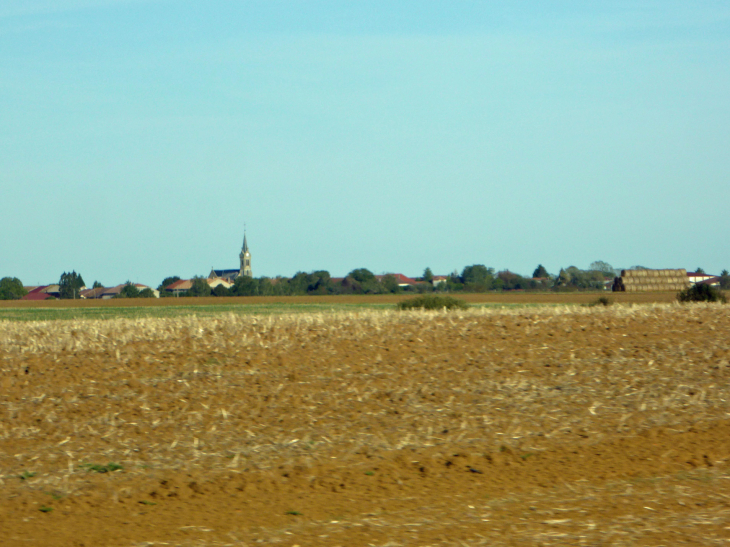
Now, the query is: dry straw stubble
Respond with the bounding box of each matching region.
[1,304,730,546]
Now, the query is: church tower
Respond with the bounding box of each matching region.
[239,232,252,278]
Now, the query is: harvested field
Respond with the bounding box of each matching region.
[0,292,692,322]
[1,304,730,546]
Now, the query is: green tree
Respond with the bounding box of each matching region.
[288,271,314,294]
[270,277,291,296]
[232,275,257,296]
[532,264,549,278]
[442,270,464,292]
[461,264,492,284]
[589,261,616,278]
[257,277,275,296]
[0,277,27,300]
[188,276,212,297]
[138,287,156,298]
[422,267,434,283]
[348,268,376,284]
[92,280,103,289]
[461,264,495,291]
[555,268,571,287]
[339,276,363,294]
[529,277,552,290]
[211,284,230,297]
[695,267,706,275]
[307,271,333,294]
[381,274,400,294]
[555,266,604,290]
[58,271,85,299]
[497,270,528,290]
[719,269,730,290]
[345,268,381,293]
[415,282,433,293]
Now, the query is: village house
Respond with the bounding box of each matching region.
[687,271,719,285]
[163,278,233,296]
[375,273,419,288]
[76,284,160,299]
[22,285,59,300]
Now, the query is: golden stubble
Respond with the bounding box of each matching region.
[1,303,729,546]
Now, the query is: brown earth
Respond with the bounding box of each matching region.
[1,304,730,546]
[0,291,686,309]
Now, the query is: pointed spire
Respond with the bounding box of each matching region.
[242,230,249,253]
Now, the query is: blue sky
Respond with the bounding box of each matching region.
[2,1,729,287]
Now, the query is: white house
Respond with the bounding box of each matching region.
[687,271,718,285]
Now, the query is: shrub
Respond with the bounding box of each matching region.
[396,295,468,311]
[677,284,727,303]
[588,296,612,307]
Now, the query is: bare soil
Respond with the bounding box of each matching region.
[0,291,683,309]
[1,304,730,546]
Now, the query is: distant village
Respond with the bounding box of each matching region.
[3,233,728,301]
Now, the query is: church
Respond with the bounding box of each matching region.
[209,232,252,282]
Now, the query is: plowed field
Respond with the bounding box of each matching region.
[1,304,730,546]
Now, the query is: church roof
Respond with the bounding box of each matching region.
[211,269,239,281]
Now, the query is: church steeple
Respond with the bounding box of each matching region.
[239,229,252,278]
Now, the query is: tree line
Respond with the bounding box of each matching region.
[154,261,664,297]
[3,263,729,300]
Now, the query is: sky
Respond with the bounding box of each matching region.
[2,1,729,287]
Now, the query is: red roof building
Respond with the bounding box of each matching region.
[22,286,53,300]
[373,273,419,287]
[99,283,160,299]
